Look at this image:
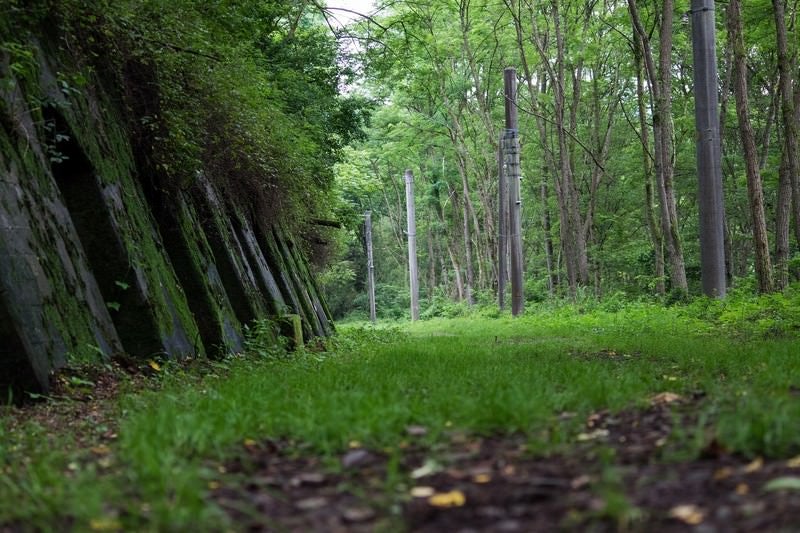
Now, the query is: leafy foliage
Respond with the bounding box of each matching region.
[4,0,371,238]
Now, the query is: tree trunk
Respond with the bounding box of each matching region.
[629,0,688,293]
[541,168,557,295]
[634,32,666,295]
[776,155,792,289]
[772,0,800,245]
[728,0,774,293]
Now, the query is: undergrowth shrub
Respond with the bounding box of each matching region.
[243,319,287,360]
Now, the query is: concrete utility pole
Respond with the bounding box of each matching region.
[691,0,727,297]
[365,211,376,323]
[503,68,524,316]
[498,136,508,311]
[404,170,420,320]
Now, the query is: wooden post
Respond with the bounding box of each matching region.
[691,0,727,297]
[365,211,377,322]
[404,170,420,321]
[498,135,507,310]
[504,68,524,316]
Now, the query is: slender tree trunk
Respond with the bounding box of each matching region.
[728,0,774,293]
[448,183,469,302]
[508,3,559,295]
[427,220,436,300]
[634,33,666,295]
[462,176,474,306]
[776,155,792,289]
[629,0,688,293]
[773,0,800,245]
[541,168,557,296]
[550,0,586,294]
[718,26,736,286]
[432,180,464,300]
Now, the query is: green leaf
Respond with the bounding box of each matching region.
[764,477,800,492]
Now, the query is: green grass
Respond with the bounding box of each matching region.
[1,300,799,530]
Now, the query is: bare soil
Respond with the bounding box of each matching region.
[209,397,800,532]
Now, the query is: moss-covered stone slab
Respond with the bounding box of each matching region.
[232,210,286,316]
[190,174,269,328]
[272,226,326,339]
[147,189,245,356]
[37,51,201,361]
[279,227,334,336]
[0,86,122,396]
[255,221,314,340]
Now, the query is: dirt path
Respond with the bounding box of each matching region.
[209,398,800,531]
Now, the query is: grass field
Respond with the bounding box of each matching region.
[1,297,799,530]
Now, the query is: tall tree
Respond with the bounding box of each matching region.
[728,0,774,293]
[628,0,688,294]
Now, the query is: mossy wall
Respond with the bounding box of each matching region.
[0,38,334,398]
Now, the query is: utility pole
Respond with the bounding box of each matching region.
[404,170,420,320]
[498,136,508,310]
[365,211,376,322]
[691,0,727,297]
[503,68,524,316]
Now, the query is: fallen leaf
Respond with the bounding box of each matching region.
[148,360,161,372]
[786,456,800,468]
[650,392,683,405]
[410,486,435,498]
[243,438,257,447]
[207,481,220,490]
[89,517,122,531]
[348,440,362,449]
[472,473,491,484]
[411,459,441,479]
[428,490,466,508]
[669,504,705,525]
[571,474,591,490]
[735,483,749,495]
[342,449,371,469]
[744,457,764,473]
[295,497,328,511]
[764,476,800,492]
[586,412,604,427]
[577,429,609,442]
[90,445,110,456]
[713,467,733,481]
[406,425,428,437]
[342,506,375,523]
[292,472,326,486]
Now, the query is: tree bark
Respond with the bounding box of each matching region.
[728,0,774,293]
[633,31,666,295]
[772,0,800,245]
[628,0,688,293]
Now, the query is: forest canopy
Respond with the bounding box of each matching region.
[320,0,800,319]
[2,0,370,242]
